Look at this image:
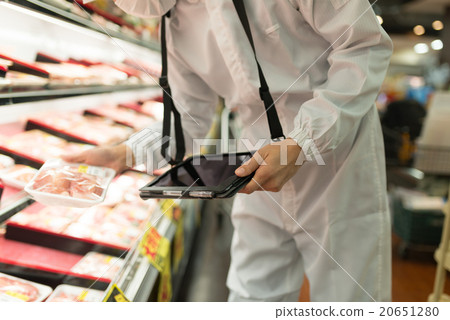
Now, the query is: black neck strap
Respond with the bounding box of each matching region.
[159,1,285,164]
[232,0,285,141]
[160,12,185,165]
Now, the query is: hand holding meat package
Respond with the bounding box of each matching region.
[25,159,115,207]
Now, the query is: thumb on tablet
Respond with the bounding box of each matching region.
[235,154,259,177]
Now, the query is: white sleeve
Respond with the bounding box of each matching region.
[288,0,393,155]
[127,55,218,170]
[114,0,176,18]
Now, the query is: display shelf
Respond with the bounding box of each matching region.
[104,213,176,302]
[171,200,202,300]
[103,200,201,302]
[8,0,160,51]
[0,189,33,224]
[0,83,157,105]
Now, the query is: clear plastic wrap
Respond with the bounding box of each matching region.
[25,159,115,207]
[46,284,104,302]
[0,164,38,189]
[70,252,124,280]
[1,130,92,162]
[8,206,80,233]
[0,154,14,170]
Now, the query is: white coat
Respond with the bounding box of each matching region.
[116,0,393,301]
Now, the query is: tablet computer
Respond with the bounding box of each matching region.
[139,152,254,199]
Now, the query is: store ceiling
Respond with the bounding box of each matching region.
[368,0,448,69]
[371,0,449,35]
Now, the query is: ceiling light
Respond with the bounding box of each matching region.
[414,43,429,54]
[431,39,443,50]
[413,25,425,36]
[376,15,383,25]
[432,20,444,31]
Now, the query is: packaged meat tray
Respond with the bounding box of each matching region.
[0,154,14,170]
[8,206,81,233]
[70,252,124,281]
[26,114,134,146]
[119,101,164,121]
[25,159,115,207]
[103,170,155,206]
[0,164,38,189]
[85,105,156,130]
[46,284,104,302]
[0,129,92,165]
[140,100,164,121]
[0,272,52,302]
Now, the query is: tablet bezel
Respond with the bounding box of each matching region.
[139,152,254,199]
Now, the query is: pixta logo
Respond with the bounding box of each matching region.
[126,128,325,173]
[125,128,172,173]
[192,137,325,166]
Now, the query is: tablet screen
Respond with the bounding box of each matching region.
[152,153,252,187]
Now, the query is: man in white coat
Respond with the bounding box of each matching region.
[65,0,393,301]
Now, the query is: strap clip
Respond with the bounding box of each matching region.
[259,87,271,102]
[159,76,169,89]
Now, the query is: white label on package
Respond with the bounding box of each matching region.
[78,165,106,178]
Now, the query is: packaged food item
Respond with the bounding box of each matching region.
[0,130,92,162]
[62,222,96,239]
[28,114,134,146]
[46,284,104,302]
[0,154,14,170]
[8,206,79,233]
[0,164,38,189]
[141,100,164,121]
[108,202,152,228]
[25,159,115,207]
[86,105,156,130]
[91,223,141,248]
[70,252,124,280]
[0,272,52,302]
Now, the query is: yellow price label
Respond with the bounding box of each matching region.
[160,199,182,222]
[173,213,184,273]
[78,165,88,173]
[160,199,175,221]
[140,227,170,272]
[114,294,128,302]
[103,284,130,302]
[158,251,172,302]
[76,290,89,302]
[5,291,29,301]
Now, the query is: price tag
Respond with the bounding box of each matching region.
[158,250,172,302]
[139,227,172,301]
[140,227,167,271]
[77,164,106,178]
[76,290,89,302]
[160,199,181,222]
[173,212,184,273]
[103,284,130,302]
[5,291,29,301]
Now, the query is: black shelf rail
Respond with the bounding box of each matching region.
[0,191,34,224]
[0,83,155,105]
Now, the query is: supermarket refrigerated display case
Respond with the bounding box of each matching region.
[0,0,203,302]
[0,1,161,105]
